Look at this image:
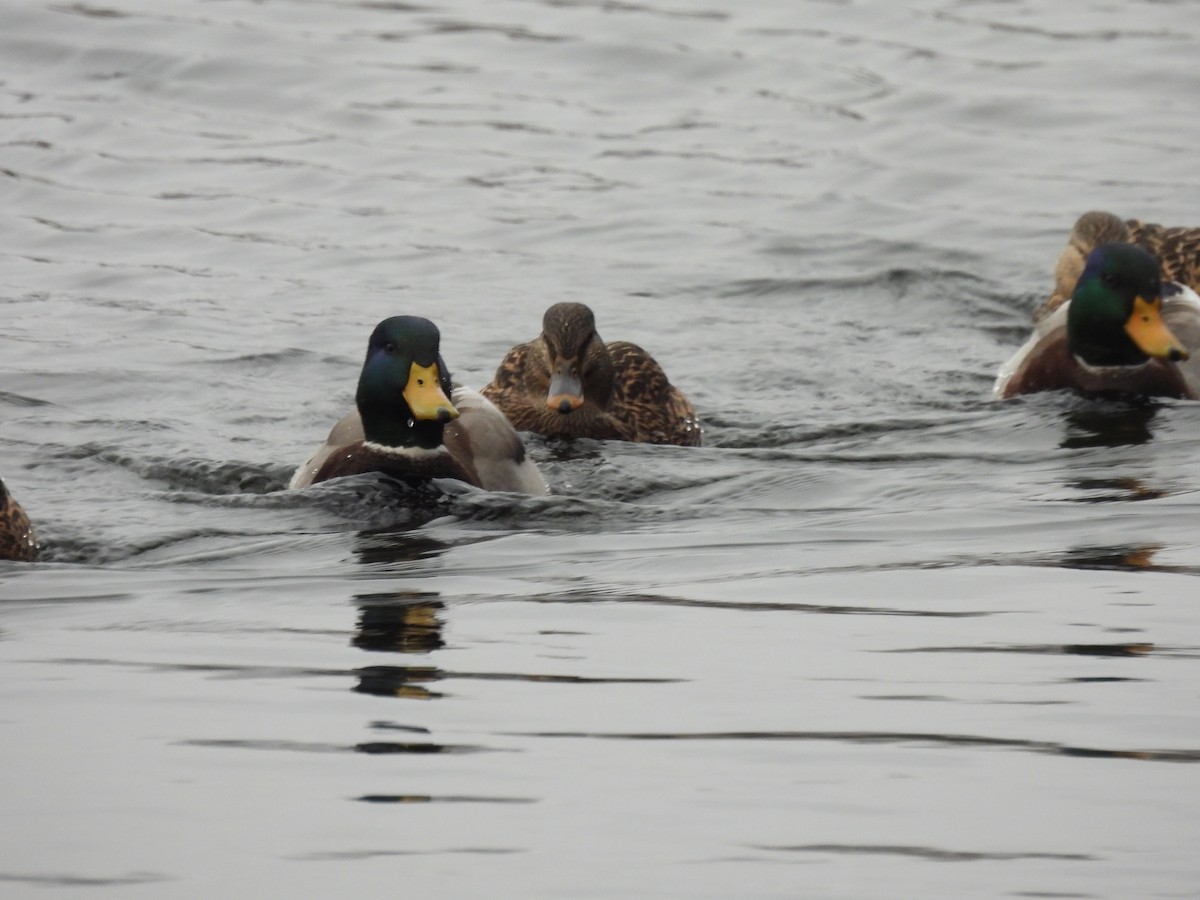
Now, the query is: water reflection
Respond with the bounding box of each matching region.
[1067,477,1168,504]
[348,524,451,701]
[352,592,447,699]
[518,728,1200,763]
[1057,543,1162,571]
[354,593,445,654]
[885,641,1155,658]
[355,664,443,700]
[353,529,449,566]
[1059,402,1157,449]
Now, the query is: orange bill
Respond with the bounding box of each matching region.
[1125,296,1189,362]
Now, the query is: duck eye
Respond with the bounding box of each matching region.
[384,341,397,354]
[1101,273,1120,289]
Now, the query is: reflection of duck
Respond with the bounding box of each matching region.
[482,302,701,446]
[352,592,447,699]
[1059,403,1157,449]
[0,478,38,562]
[1060,544,1161,572]
[1069,477,1168,504]
[355,665,443,701]
[289,317,547,493]
[354,594,445,655]
[996,213,1200,399]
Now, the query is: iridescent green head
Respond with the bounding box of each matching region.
[1067,243,1188,366]
[356,316,458,449]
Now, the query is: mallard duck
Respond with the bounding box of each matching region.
[1036,211,1200,322]
[0,478,38,562]
[995,212,1200,399]
[289,316,547,494]
[481,302,701,446]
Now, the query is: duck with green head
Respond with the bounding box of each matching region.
[995,235,1200,399]
[0,478,38,562]
[290,316,546,493]
[481,302,701,446]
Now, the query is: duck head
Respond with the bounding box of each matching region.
[539,302,615,414]
[1067,243,1189,367]
[356,316,458,450]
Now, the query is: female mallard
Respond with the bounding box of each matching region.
[995,212,1200,399]
[0,478,38,562]
[289,316,547,493]
[481,302,701,446]
[1036,211,1200,321]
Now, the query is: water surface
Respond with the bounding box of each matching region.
[3,1,1200,897]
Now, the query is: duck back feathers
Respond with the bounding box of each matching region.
[0,479,38,562]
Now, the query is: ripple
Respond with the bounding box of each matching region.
[355,793,535,804]
[180,738,494,755]
[515,729,1200,763]
[757,844,1094,862]
[291,847,523,860]
[0,871,167,887]
[884,642,1158,658]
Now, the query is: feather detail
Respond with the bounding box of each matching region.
[0,479,38,562]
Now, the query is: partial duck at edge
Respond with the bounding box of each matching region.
[0,478,38,562]
[996,211,1200,400]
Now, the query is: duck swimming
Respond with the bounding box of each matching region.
[289,316,547,493]
[481,302,701,446]
[0,478,38,562]
[995,212,1200,400]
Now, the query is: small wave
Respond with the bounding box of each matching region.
[0,389,53,408]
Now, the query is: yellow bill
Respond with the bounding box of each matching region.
[1125,296,1189,362]
[403,362,459,421]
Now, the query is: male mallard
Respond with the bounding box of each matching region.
[0,478,38,562]
[481,302,701,446]
[995,212,1200,399]
[289,316,547,493]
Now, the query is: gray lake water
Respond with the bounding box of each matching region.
[3,1,1200,897]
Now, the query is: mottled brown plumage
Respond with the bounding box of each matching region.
[482,302,701,446]
[0,478,38,562]
[1037,211,1200,321]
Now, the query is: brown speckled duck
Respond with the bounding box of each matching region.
[1036,211,1200,322]
[289,316,547,494]
[481,302,701,446]
[0,478,38,562]
[995,212,1200,400]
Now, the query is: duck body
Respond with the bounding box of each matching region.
[289,317,547,494]
[995,283,1200,399]
[0,478,38,562]
[996,215,1200,400]
[481,302,701,446]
